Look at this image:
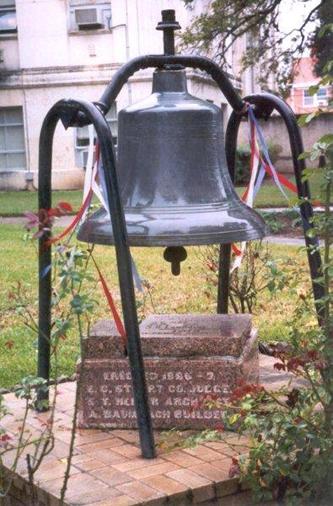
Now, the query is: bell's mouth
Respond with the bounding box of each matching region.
[77,202,267,247]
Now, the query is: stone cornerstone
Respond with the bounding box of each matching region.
[77,314,259,430]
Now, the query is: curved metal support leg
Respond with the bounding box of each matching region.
[246,93,324,323]
[38,99,155,458]
[222,93,324,324]
[37,115,58,408]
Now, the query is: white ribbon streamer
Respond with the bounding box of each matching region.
[81,133,143,292]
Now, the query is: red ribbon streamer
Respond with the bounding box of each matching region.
[245,121,298,197]
[46,189,93,246]
[45,141,127,348]
[48,143,102,247]
[232,243,242,256]
[91,255,127,347]
[262,161,298,194]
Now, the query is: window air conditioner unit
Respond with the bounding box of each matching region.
[317,99,327,106]
[75,7,104,30]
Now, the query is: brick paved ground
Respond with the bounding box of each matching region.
[1,355,281,506]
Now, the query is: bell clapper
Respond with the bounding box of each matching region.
[163,246,187,276]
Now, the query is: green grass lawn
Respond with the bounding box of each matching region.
[0,169,329,216]
[0,190,84,216]
[0,223,315,389]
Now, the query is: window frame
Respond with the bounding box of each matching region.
[303,88,314,107]
[0,0,17,35]
[0,106,27,171]
[316,87,328,103]
[303,87,329,107]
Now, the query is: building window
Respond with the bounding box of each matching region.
[69,0,111,32]
[316,87,328,105]
[75,103,117,168]
[303,89,314,106]
[0,107,26,171]
[303,87,328,107]
[0,0,17,34]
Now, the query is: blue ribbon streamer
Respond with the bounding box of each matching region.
[248,106,316,236]
[41,264,51,278]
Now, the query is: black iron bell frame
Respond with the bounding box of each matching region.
[37,10,324,459]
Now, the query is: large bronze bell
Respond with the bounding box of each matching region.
[77,69,266,247]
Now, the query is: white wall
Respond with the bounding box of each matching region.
[16,0,69,68]
[1,0,238,190]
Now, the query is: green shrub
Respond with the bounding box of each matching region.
[234,141,283,185]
